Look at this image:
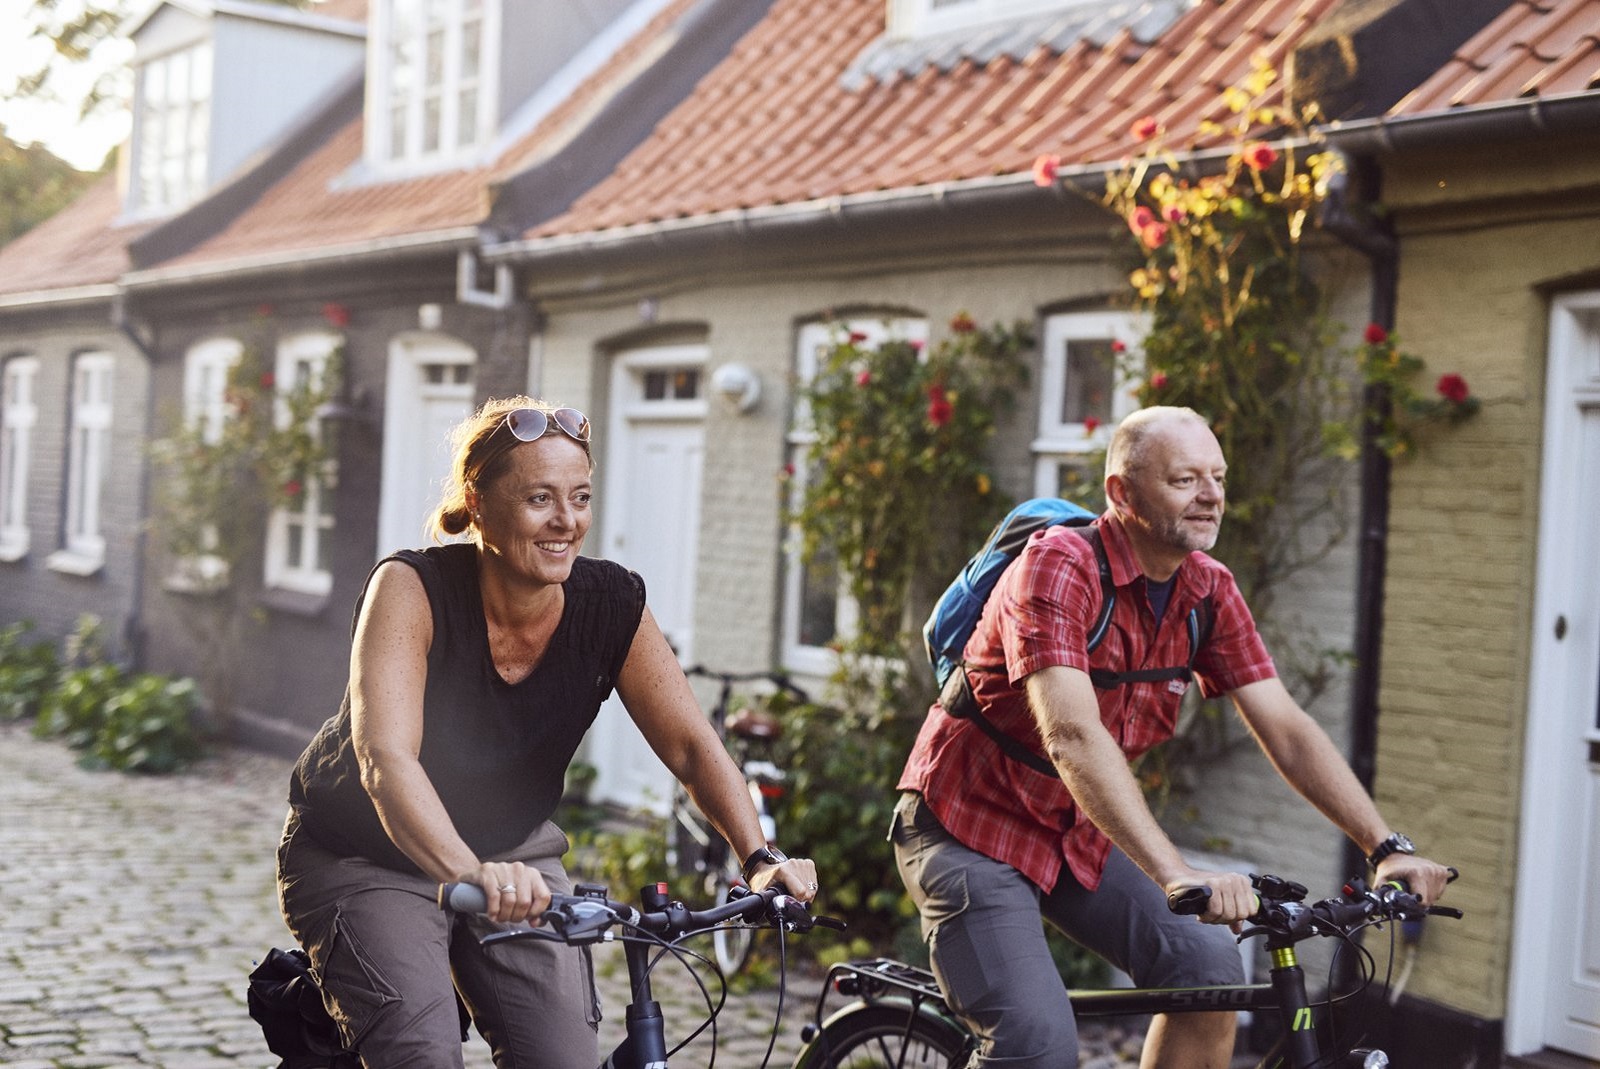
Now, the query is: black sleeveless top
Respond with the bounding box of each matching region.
[288,544,646,875]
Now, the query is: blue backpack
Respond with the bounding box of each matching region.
[921,498,1213,775]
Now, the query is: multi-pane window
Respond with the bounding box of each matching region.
[264,334,338,598]
[1032,310,1143,500]
[169,339,242,589]
[135,42,213,213]
[376,0,492,166]
[782,317,929,674]
[890,0,1104,38]
[0,356,39,561]
[57,352,115,571]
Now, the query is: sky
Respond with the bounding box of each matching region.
[1,0,132,171]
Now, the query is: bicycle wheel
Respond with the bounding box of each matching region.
[791,1001,970,1069]
[711,867,756,975]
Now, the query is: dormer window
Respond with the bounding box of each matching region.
[889,0,1110,39]
[134,41,213,214]
[370,0,496,170]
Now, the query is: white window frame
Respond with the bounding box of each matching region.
[264,333,339,599]
[132,40,213,215]
[0,356,39,562]
[782,316,929,676]
[1031,310,1145,499]
[367,0,499,173]
[889,0,1107,39]
[167,338,243,591]
[49,352,115,575]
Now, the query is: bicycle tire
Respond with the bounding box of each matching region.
[790,1000,970,1069]
[711,868,756,975]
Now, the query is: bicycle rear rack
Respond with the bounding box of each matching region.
[824,957,946,1003]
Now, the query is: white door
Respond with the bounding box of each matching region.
[1510,292,1600,1058]
[378,335,476,557]
[585,345,707,813]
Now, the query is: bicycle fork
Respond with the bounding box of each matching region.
[1263,943,1389,1069]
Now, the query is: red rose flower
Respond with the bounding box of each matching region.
[1162,203,1186,223]
[1242,142,1278,171]
[1110,339,1127,353]
[1436,373,1471,404]
[949,313,977,334]
[1032,154,1061,187]
[1083,416,1101,434]
[1130,116,1160,142]
[1363,322,1389,346]
[322,302,351,328]
[1150,371,1169,390]
[1139,221,1169,249]
[855,369,872,387]
[1128,205,1156,233]
[927,384,953,427]
[848,330,869,343]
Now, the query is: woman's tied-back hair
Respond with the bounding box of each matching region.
[1105,405,1210,480]
[426,396,593,543]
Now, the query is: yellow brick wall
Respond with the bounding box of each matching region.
[1374,159,1600,1019]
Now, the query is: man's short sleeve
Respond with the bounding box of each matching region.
[992,530,1102,685]
[1192,571,1275,696]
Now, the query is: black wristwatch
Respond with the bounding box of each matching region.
[1367,833,1415,869]
[741,845,788,882]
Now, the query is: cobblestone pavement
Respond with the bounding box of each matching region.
[0,719,1158,1068]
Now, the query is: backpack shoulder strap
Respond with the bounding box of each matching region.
[1071,524,1116,653]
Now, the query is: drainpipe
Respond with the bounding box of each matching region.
[1320,152,1397,902]
[111,291,157,673]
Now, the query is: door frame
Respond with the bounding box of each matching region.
[377,331,476,558]
[1507,288,1600,1055]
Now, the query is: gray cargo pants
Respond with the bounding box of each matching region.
[277,812,601,1069]
[891,792,1245,1068]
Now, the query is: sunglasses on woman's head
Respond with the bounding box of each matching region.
[503,407,591,444]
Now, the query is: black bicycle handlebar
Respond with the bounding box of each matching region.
[683,665,810,701]
[438,881,836,947]
[1165,869,1463,942]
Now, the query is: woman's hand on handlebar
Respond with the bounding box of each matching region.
[457,860,552,923]
[1374,854,1453,906]
[1164,869,1256,929]
[748,854,821,905]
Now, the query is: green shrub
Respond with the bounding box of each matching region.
[90,674,204,773]
[35,661,127,750]
[0,621,59,721]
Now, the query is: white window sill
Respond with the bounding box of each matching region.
[0,532,28,562]
[46,547,105,576]
[163,555,232,594]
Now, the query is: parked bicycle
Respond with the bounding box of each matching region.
[669,665,809,975]
[440,878,841,1068]
[790,869,1462,1069]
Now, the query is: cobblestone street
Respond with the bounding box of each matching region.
[0,720,824,1068]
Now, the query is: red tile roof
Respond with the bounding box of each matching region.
[530,0,1344,238]
[147,0,702,276]
[1391,0,1600,114]
[0,176,157,299]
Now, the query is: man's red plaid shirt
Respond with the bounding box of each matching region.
[898,512,1276,892]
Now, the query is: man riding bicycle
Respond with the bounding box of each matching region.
[894,406,1451,1068]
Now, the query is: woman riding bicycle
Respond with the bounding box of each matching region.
[275,396,819,1069]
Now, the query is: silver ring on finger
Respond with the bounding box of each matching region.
[499,883,517,893]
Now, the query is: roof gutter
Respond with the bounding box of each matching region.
[0,284,121,312]
[120,227,480,291]
[1323,91,1600,155]
[482,166,1119,266]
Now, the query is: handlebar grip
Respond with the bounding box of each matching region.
[1168,886,1212,915]
[439,882,489,914]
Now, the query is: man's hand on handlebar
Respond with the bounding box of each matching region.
[455,860,552,924]
[1374,853,1452,906]
[1163,869,1256,930]
[748,855,822,905]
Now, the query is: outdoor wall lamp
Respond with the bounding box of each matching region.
[710,362,762,413]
